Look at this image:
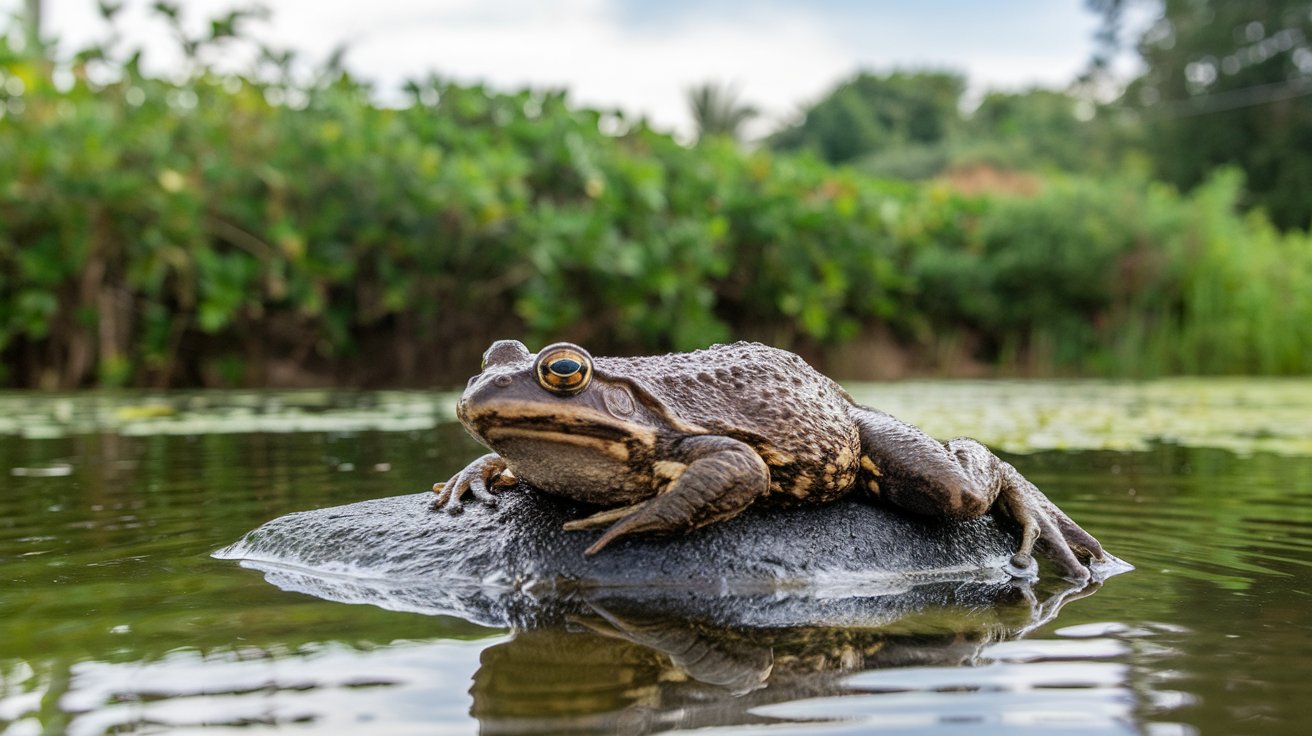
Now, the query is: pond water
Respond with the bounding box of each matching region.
[1,380,1310,735]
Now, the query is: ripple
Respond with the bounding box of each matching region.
[21,642,489,736]
[984,637,1130,662]
[751,682,1139,733]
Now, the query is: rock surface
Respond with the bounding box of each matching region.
[215,488,1129,628]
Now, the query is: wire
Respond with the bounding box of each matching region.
[1113,76,1312,118]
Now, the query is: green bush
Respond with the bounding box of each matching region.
[1,14,1309,387]
[913,170,1312,375]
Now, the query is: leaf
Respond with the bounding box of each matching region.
[150,2,180,21]
[97,1,124,21]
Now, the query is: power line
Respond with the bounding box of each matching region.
[1111,76,1312,119]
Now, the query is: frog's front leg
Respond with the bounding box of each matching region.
[851,406,1105,580]
[564,435,770,555]
[430,453,518,512]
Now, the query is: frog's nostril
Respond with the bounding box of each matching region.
[493,374,513,388]
[466,375,478,389]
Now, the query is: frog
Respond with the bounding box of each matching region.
[432,339,1106,580]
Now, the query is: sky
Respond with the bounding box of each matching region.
[11,0,1111,139]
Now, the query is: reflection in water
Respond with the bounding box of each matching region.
[6,641,489,735]
[4,389,1311,734]
[466,580,1108,735]
[2,599,1157,736]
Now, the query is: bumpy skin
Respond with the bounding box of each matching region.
[434,340,1106,580]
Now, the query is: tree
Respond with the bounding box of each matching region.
[768,71,965,166]
[1092,0,1312,229]
[687,81,759,143]
[963,89,1101,171]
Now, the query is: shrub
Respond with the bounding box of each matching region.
[1,14,1308,387]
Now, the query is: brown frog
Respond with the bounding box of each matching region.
[433,340,1106,580]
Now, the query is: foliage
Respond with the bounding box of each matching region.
[1092,0,1312,230]
[916,169,1312,375]
[769,70,966,165]
[960,89,1099,172]
[1,9,1310,387]
[766,71,1123,181]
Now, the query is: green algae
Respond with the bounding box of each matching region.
[1,379,1309,457]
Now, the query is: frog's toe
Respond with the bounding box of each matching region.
[1034,509,1093,581]
[430,454,508,513]
[565,499,673,554]
[563,501,646,531]
[430,471,469,512]
[1002,482,1101,581]
[1004,552,1038,580]
[584,517,646,555]
[465,474,499,508]
[1054,512,1106,563]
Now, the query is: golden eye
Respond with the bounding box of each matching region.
[535,343,592,395]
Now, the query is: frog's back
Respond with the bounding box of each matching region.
[595,342,860,501]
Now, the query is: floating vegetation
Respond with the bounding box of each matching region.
[851,378,1312,457]
[1,380,1309,457]
[0,391,456,440]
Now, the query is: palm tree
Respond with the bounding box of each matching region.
[688,81,759,143]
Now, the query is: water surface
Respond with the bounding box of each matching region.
[2,381,1310,734]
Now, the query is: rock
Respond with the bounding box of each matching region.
[215,488,1130,629]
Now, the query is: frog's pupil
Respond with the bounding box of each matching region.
[549,359,581,377]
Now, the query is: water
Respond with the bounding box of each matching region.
[1,382,1310,735]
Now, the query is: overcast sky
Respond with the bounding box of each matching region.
[14,0,1111,138]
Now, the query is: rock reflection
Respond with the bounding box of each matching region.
[217,488,1129,733]
[468,579,1101,735]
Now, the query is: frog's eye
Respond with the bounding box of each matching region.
[535,343,593,395]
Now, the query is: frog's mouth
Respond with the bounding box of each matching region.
[462,400,657,461]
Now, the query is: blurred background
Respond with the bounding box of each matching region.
[1,0,1310,388]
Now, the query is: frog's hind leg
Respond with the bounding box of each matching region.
[851,406,1104,580]
[571,435,771,555]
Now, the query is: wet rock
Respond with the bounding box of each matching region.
[215,488,1130,628]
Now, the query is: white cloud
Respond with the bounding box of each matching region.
[343,3,854,139]
[12,0,1101,138]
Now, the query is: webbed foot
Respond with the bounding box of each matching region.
[999,466,1105,581]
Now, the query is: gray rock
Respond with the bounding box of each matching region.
[215,488,1129,629]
